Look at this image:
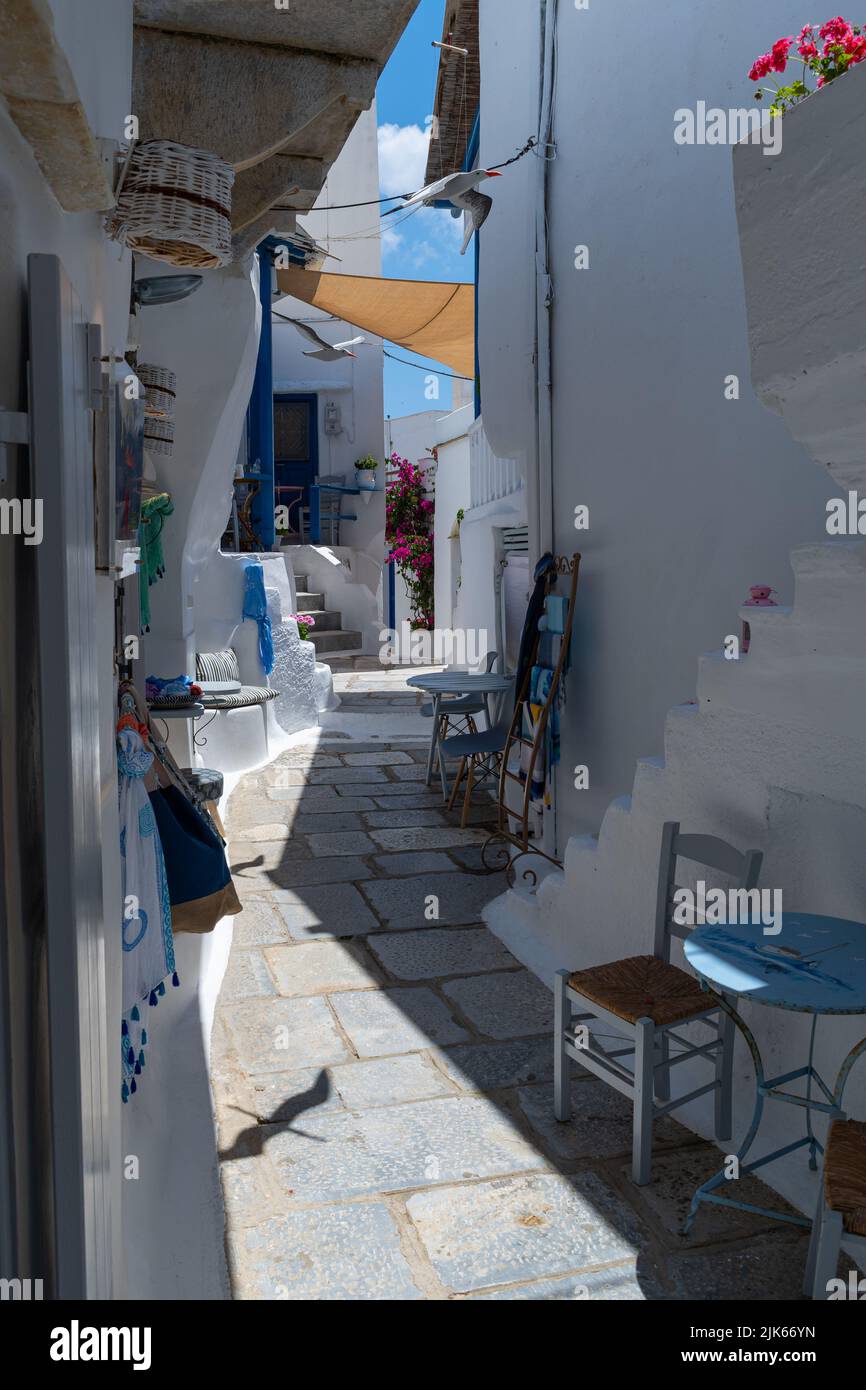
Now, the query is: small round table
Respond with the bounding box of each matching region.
[405,671,513,798]
[682,912,866,1232]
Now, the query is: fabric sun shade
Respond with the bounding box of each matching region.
[274,267,475,379]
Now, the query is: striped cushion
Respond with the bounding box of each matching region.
[198,686,278,709]
[196,650,241,683]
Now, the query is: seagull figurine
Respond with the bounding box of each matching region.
[283,317,365,362]
[397,168,502,254]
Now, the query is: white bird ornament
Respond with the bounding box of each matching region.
[396,168,502,254]
[284,318,365,362]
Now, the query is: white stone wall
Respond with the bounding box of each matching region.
[484,54,866,1235]
[477,0,836,843]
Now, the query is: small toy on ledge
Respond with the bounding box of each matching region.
[741,584,778,654]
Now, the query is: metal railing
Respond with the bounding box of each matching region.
[469,417,522,509]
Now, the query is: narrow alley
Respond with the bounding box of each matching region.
[211,666,814,1301]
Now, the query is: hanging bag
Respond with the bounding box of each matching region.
[120,681,241,933]
[148,783,241,933]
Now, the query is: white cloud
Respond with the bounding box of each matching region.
[380,221,404,257]
[377,119,433,197]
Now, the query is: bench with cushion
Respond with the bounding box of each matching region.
[195,649,278,750]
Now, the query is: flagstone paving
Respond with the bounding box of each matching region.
[211,667,815,1301]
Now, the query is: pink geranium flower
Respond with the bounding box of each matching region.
[770,36,794,70]
[748,51,774,80]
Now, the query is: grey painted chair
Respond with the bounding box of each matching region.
[804,1039,866,1299]
[422,650,499,733]
[554,821,763,1186]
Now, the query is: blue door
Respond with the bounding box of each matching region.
[274,393,318,541]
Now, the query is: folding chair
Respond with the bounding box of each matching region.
[554,821,763,1185]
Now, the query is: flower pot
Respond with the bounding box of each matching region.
[733,62,866,489]
[355,469,377,491]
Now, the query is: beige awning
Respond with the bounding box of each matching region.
[275,266,475,378]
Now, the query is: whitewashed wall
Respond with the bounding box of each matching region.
[0,0,134,1295]
[480,1,866,1234]
[272,107,386,575]
[477,0,834,843]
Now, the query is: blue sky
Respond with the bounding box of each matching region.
[376,0,473,420]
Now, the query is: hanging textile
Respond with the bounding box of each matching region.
[117,690,178,1101]
[242,561,274,675]
[139,492,173,632]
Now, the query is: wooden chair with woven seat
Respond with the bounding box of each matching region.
[804,1037,866,1299]
[554,821,763,1186]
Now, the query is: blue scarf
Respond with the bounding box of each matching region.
[242,562,274,675]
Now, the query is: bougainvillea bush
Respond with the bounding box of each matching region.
[385,452,435,630]
[749,17,866,113]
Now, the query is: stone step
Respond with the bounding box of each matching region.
[293,573,308,590]
[302,608,342,632]
[295,590,326,610]
[309,629,364,653]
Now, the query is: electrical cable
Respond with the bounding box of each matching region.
[270,135,540,215]
[383,349,472,380]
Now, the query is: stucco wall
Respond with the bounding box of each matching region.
[477,0,835,846]
[272,108,386,567]
[0,0,134,1295]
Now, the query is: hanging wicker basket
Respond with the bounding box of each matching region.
[144,416,174,457]
[137,364,177,419]
[106,141,234,269]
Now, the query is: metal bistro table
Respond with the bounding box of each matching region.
[683,912,866,1233]
[404,671,513,799]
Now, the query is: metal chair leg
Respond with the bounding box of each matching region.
[460,757,475,829]
[554,970,572,1121]
[714,1003,735,1142]
[632,1017,655,1186]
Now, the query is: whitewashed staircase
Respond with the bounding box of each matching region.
[293,571,362,658]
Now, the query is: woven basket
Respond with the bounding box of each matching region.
[106,141,234,269]
[138,363,177,418]
[144,416,174,457]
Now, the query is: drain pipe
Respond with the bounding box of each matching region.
[534,0,557,561]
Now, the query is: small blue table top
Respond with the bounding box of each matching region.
[405,672,513,695]
[684,913,866,1015]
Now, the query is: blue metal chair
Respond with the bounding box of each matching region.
[300,474,356,545]
[422,650,498,742]
[553,822,763,1186]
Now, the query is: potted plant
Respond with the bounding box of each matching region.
[291,613,316,641]
[354,454,379,491]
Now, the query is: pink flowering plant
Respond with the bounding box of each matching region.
[291,613,316,640]
[749,17,866,113]
[385,452,434,630]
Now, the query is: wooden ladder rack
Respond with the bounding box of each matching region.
[481,552,581,886]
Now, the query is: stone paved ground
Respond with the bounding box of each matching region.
[211,666,814,1300]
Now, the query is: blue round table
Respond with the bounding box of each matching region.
[682,913,866,1232]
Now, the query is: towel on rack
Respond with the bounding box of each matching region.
[242,561,275,676]
[139,492,173,632]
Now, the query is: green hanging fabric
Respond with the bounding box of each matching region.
[139,493,174,632]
